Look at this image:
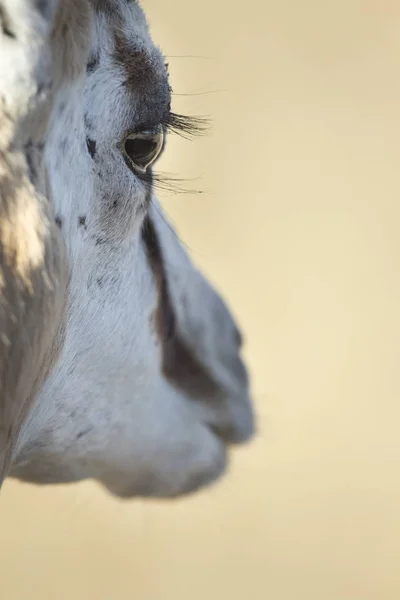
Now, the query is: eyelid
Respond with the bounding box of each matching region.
[129,122,165,137]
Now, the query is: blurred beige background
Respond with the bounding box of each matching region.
[2,0,400,598]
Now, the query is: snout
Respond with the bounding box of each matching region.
[147,201,256,447]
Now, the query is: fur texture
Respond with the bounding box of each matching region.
[0,0,71,482]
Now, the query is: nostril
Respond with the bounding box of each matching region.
[207,388,256,445]
[209,418,255,446]
[234,325,243,347]
[209,423,237,445]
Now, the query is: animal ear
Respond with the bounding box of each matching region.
[142,202,254,443]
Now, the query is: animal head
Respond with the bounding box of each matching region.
[10,0,255,499]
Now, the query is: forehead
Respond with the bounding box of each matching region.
[90,0,171,127]
[91,0,147,29]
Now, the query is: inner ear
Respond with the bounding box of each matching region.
[141,215,218,398]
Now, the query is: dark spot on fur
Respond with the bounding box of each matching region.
[0,6,16,38]
[79,215,87,229]
[86,138,96,159]
[55,216,62,229]
[61,23,68,37]
[96,277,104,288]
[112,199,118,208]
[76,427,92,440]
[87,54,99,72]
[95,237,106,246]
[84,113,92,131]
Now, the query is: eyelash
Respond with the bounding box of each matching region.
[139,112,209,195]
[162,112,208,140]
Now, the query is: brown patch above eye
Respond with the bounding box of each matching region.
[113,31,155,90]
[141,216,219,398]
[111,28,171,126]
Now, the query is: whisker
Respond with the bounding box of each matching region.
[151,201,193,252]
[172,90,228,97]
[165,55,213,60]
[152,172,206,195]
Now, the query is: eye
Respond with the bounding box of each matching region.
[123,127,164,174]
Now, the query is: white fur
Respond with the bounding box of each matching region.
[10,0,254,499]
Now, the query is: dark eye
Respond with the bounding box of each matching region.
[123,127,164,173]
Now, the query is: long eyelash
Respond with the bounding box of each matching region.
[163,112,209,140]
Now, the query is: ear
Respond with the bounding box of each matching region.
[142,201,254,444]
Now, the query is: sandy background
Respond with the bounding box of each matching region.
[2,1,400,598]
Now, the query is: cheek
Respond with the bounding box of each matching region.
[88,149,149,240]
